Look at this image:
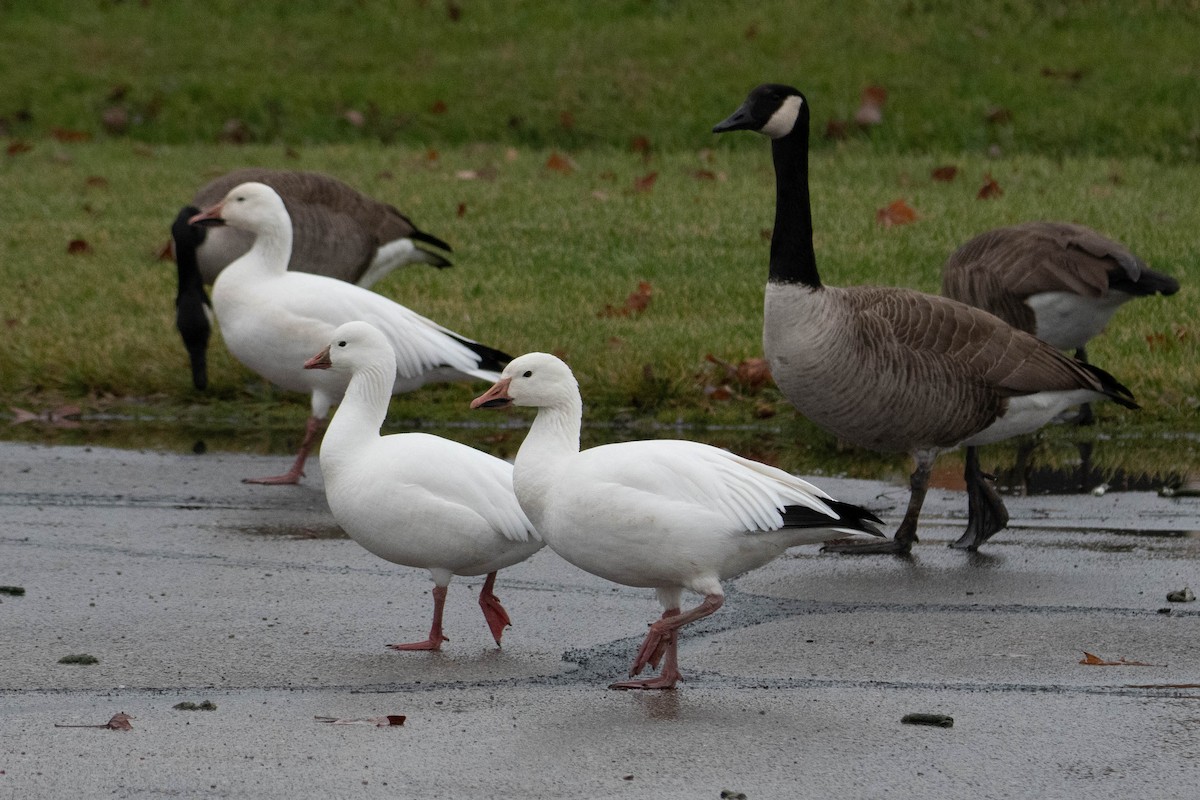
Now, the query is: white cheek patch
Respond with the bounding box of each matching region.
[761,94,803,139]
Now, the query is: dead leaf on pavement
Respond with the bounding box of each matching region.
[1079,651,1164,667]
[315,715,406,727]
[55,712,133,731]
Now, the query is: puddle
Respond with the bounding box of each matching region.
[4,412,1195,498]
[233,523,347,540]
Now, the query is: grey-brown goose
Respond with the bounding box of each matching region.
[942,221,1179,423]
[713,83,1139,553]
[173,168,452,390]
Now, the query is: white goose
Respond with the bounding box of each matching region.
[174,168,453,391]
[189,181,511,485]
[471,353,883,690]
[712,83,1138,553]
[306,322,542,650]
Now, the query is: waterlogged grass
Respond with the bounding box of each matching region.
[1,141,1196,483]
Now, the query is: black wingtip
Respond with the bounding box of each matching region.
[782,500,886,538]
[411,228,453,254]
[456,337,513,374]
[1082,362,1139,410]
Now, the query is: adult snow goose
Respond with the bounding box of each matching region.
[173,167,452,390]
[305,321,542,650]
[713,83,1138,553]
[189,181,510,485]
[942,220,1178,423]
[471,352,883,689]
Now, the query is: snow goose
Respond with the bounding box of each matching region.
[189,181,510,485]
[305,321,542,650]
[942,220,1178,423]
[713,83,1139,553]
[173,167,452,390]
[471,352,883,689]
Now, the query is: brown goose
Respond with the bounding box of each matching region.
[173,168,452,390]
[713,83,1139,553]
[942,221,1179,423]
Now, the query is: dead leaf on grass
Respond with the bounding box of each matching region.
[875,199,919,227]
[598,281,653,318]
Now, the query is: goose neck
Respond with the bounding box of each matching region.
[321,362,392,462]
[768,133,821,289]
[246,220,293,274]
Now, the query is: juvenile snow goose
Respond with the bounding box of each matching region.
[942,220,1179,423]
[471,352,883,689]
[306,321,542,650]
[713,83,1138,553]
[173,168,452,390]
[190,181,510,485]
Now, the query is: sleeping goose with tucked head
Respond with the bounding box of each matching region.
[471,352,883,689]
[189,181,510,485]
[942,220,1179,424]
[713,83,1138,553]
[173,168,453,390]
[305,321,542,650]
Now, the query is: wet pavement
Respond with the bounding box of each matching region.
[2,440,1199,799]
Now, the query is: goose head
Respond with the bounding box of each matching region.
[188,181,289,237]
[304,320,395,375]
[712,83,808,140]
[470,352,578,411]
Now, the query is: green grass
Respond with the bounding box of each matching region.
[1,1,1197,479]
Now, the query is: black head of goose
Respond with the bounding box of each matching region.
[171,168,454,390]
[714,83,1139,553]
[171,205,213,391]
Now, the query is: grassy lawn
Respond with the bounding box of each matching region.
[2,0,1197,479]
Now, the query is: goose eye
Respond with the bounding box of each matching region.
[522,370,532,378]
[337,341,347,347]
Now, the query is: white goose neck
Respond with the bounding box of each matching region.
[320,360,393,467]
[245,217,293,274]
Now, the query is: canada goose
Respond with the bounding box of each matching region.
[189,182,509,486]
[471,352,882,689]
[173,167,453,390]
[713,83,1138,553]
[942,220,1179,423]
[305,322,542,651]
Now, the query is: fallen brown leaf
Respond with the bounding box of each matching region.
[52,127,91,143]
[55,712,133,731]
[559,111,575,130]
[632,171,658,193]
[977,173,1003,199]
[6,140,32,156]
[855,85,887,127]
[430,100,448,115]
[875,199,919,227]
[931,165,958,182]
[545,151,575,175]
[1079,651,1164,667]
[315,714,406,726]
[598,281,653,318]
[67,239,92,255]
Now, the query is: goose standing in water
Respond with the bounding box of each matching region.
[942,220,1178,424]
[173,168,453,390]
[713,83,1138,553]
[472,352,883,689]
[189,181,509,485]
[306,322,541,650]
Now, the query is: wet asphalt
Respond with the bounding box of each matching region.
[2,440,1199,799]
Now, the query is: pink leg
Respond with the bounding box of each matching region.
[477,572,511,647]
[389,585,449,651]
[243,415,324,485]
[610,594,725,691]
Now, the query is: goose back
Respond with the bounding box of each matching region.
[765,282,1132,453]
[941,221,1179,349]
[192,167,451,285]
